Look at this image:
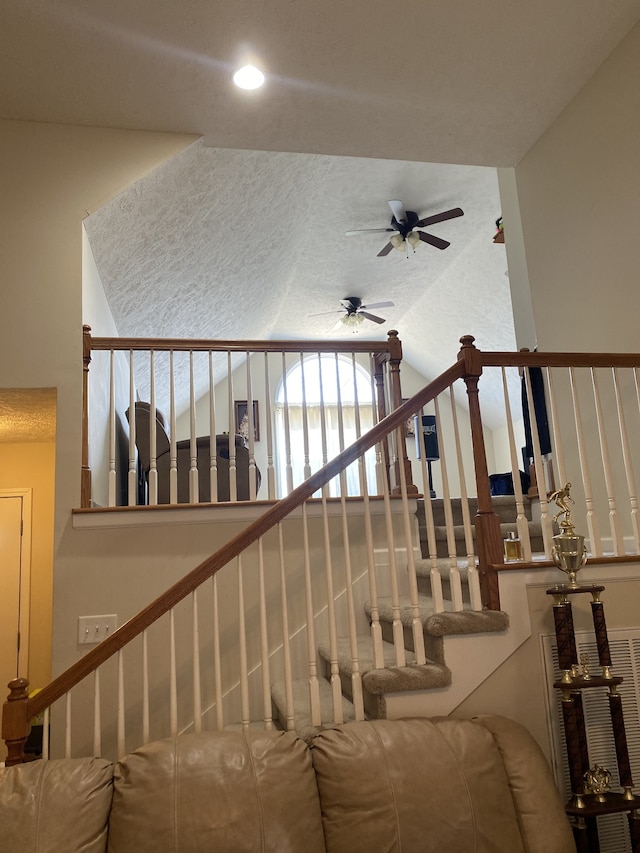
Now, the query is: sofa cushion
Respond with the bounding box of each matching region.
[476,714,576,853]
[311,717,575,853]
[0,757,114,853]
[107,730,326,853]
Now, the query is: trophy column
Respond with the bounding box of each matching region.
[547,584,640,853]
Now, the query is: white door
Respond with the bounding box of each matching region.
[0,492,31,698]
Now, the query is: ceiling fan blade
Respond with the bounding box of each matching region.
[418,230,450,250]
[416,207,464,228]
[345,228,394,236]
[359,311,386,324]
[308,309,344,317]
[388,199,407,224]
[361,300,394,310]
[377,242,394,257]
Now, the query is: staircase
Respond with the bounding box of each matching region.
[271,494,542,740]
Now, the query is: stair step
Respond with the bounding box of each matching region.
[366,594,509,651]
[271,677,356,743]
[417,494,532,528]
[317,636,451,719]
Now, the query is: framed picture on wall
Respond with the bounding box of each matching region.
[402,399,415,437]
[234,400,260,442]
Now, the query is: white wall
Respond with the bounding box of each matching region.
[513,22,640,353]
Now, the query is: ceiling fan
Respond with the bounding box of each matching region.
[346,199,464,257]
[311,297,394,330]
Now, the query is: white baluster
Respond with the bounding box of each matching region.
[108,351,116,506]
[614,367,640,551]
[169,352,178,504]
[212,575,223,730]
[281,353,293,495]
[301,504,321,726]
[258,538,274,729]
[263,353,276,499]
[117,650,125,758]
[148,351,158,505]
[448,385,482,606]
[321,495,345,721]
[524,366,554,556]
[193,590,202,733]
[396,422,427,665]
[591,368,624,554]
[416,421,445,614]
[238,555,250,729]
[246,355,257,500]
[334,354,348,496]
[379,456,406,666]
[545,368,568,485]
[142,629,150,744]
[227,351,237,501]
[189,351,198,503]
[128,353,137,506]
[208,352,218,502]
[500,368,533,562]
[569,367,602,556]
[93,668,101,757]
[317,354,329,497]
[300,354,312,482]
[65,691,71,758]
[278,524,295,729]
[354,355,383,667]
[434,395,463,611]
[369,355,385,496]
[338,489,365,720]
[170,608,177,735]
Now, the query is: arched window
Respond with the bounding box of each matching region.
[275,355,377,497]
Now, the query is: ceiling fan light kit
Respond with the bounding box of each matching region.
[309,296,394,331]
[347,199,464,258]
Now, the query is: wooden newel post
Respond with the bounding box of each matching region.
[458,335,503,609]
[81,325,93,508]
[2,678,31,766]
[387,330,417,495]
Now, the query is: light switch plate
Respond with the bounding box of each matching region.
[77,614,117,645]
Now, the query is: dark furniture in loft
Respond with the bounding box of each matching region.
[126,402,260,503]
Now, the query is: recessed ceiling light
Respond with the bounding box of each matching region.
[233,65,265,90]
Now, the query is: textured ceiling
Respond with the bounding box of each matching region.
[5,2,640,427]
[3,1,640,166]
[0,389,57,444]
[84,141,512,420]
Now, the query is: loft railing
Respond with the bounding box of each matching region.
[6,338,640,765]
[81,326,412,509]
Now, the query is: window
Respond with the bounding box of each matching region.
[275,355,377,497]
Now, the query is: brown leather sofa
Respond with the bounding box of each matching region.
[0,716,576,852]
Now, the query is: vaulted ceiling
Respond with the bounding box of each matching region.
[4,1,640,399]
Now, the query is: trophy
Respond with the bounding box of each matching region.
[549,483,587,587]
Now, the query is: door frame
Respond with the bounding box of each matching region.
[0,488,32,678]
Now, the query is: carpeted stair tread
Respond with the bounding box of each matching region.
[271,678,356,743]
[414,558,471,581]
[317,637,451,694]
[366,596,509,637]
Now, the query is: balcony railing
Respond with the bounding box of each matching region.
[81,326,412,508]
[5,336,640,766]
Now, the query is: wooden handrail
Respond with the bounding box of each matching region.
[88,333,397,355]
[479,351,640,369]
[27,358,466,726]
[26,336,640,758]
